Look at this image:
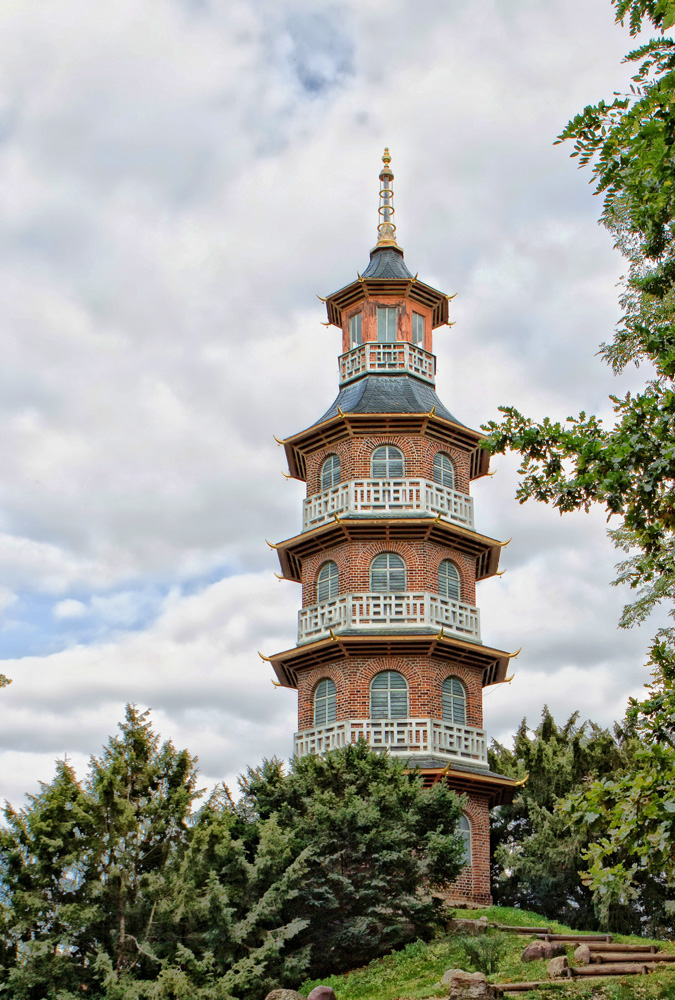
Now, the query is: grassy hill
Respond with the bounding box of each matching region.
[299,906,675,1000]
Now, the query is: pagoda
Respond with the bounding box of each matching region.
[263,150,520,904]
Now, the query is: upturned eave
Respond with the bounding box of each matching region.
[270,517,503,583]
[324,277,449,329]
[281,412,490,482]
[264,632,513,690]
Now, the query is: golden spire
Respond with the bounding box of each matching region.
[375,147,399,248]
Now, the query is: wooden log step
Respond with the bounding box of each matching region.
[493,982,548,992]
[592,952,675,964]
[588,942,658,953]
[570,963,649,977]
[494,924,551,934]
[536,933,613,942]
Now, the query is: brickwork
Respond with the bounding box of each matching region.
[302,540,476,606]
[444,791,492,905]
[305,435,471,497]
[296,656,484,731]
[340,296,434,354]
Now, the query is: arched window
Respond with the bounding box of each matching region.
[371,445,404,479]
[442,677,467,725]
[433,453,455,489]
[370,553,406,592]
[438,560,461,601]
[317,561,339,603]
[314,678,337,726]
[321,454,341,491]
[370,671,408,719]
[458,814,472,866]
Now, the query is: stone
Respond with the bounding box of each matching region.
[574,944,591,964]
[440,969,499,999]
[264,991,305,1000]
[521,941,566,962]
[307,989,336,1000]
[547,956,569,978]
[448,916,489,935]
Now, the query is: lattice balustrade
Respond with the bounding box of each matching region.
[297,591,481,644]
[302,479,474,530]
[294,717,488,764]
[339,342,436,385]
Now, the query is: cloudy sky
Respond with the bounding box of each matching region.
[0,0,664,806]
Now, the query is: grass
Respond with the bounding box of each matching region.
[299,906,675,1000]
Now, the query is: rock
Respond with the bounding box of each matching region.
[574,944,591,964]
[307,990,336,1000]
[521,941,566,962]
[448,916,489,935]
[547,956,569,978]
[440,969,499,999]
[264,991,305,1000]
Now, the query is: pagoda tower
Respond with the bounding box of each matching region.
[264,150,519,905]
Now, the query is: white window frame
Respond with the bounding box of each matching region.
[412,311,425,348]
[458,813,472,866]
[314,678,337,726]
[317,561,339,602]
[377,306,398,343]
[349,312,363,348]
[371,445,404,479]
[442,676,467,725]
[370,553,406,592]
[433,452,455,490]
[321,454,341,491]
[438,559,461,601]
[370,670,408,719]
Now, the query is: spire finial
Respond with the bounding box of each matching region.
[376,146,399,248]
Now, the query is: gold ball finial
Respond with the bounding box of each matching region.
[376,146,397,246]
[382,147,391,166]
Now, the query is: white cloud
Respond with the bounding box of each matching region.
[0,0,663,799]
[53,598,87,619]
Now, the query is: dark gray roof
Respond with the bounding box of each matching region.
[399,757,517,781]
[361,247,413,280]
[314,374,462,426]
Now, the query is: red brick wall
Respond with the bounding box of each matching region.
[296,656,484,731]
[305,435,471,497]
[444,791,492,905]
[302,540,476,606]
[340,296,434,354]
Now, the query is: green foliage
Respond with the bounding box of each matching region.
[455,934,507,975]
[565,638,675,926]
[485,0,675,909]
[488,708,661,932]
[238,741,466,977]
[0,718,466,999]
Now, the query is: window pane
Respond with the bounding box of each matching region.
[370,671,408,719]
[458,814,472,865]
[433,453,455,489]
[321,454,341,491]
[371,445,404,478]
[442,676,466,724]
[350,312,362,348]
[439,560,460,601]
[412,312,425,347]
[314,678,336,726]
[370,553,406,592]
[317,562,339,602]
[377,307,397,342]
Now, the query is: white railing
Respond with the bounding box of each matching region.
[302,479,474,531]
[339,343,436,385]
[297,591,480,644]
[294,717,488,764]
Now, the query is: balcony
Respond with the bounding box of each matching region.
[339,342,436,386]
[294,717,488,765]
[297,591,481,645]
[303,479,474,531]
